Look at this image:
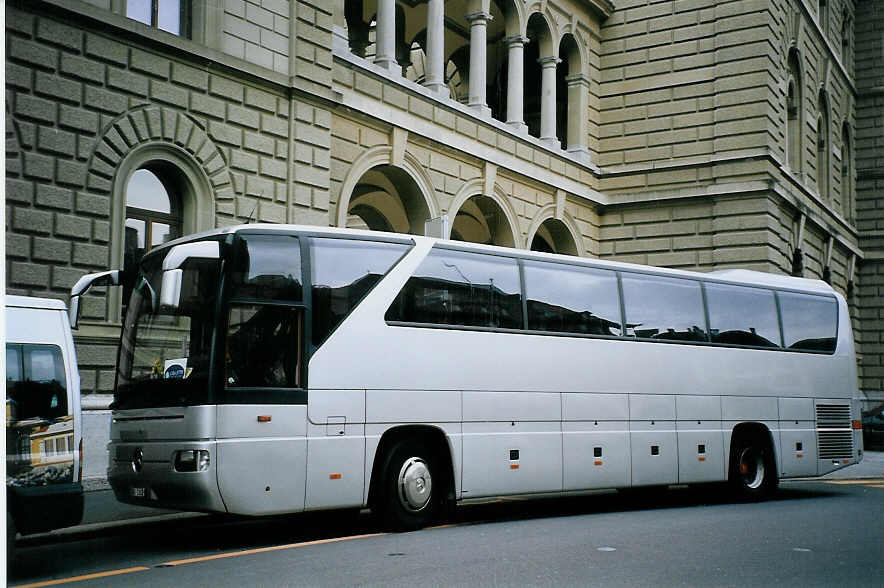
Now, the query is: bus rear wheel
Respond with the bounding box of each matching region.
[379,441,439,531]
[729,434,777,500]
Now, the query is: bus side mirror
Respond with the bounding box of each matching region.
[160,269,183,310]
[159,241,220,311]
[69,270,120,329]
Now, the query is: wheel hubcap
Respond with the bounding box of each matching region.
[398,457,432,513]
[739,448,765,489]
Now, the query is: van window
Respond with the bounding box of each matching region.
[5,344,68,420]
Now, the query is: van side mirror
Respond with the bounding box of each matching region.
[159,241,220,311]
[69,270,120,329]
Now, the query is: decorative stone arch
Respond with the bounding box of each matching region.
[499,0,526,37]
[88,106,229,319]
[446,179,522,248]
[525,6,556,57]
[335,145,440,233]
[557,24,590,77]
[526,204,583,257]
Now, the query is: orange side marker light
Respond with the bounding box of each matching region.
[329,473,342,480]
[257,415,272,422]
[510,464,519,470]
[594,460,603,466]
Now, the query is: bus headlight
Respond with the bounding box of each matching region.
[174,450,210,472]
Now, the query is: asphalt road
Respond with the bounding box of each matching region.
[9,479,884,587]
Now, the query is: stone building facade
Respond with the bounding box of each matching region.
[4,0,882,477]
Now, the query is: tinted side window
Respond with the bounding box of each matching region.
[779,292,838,352]
[706,283,781,348]
[312,238,410,345]
[5,344,68,420]
[622,274,707,342]
[229,234,302,301]
[524,261,621,336]
[386,249,523,330]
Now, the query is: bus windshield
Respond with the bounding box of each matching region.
[114,244,221,410]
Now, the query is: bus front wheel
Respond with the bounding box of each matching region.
[380,441,439,531]
[729,434,777,499]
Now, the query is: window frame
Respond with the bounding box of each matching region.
[125,0,193,39]
[218,233,310,406]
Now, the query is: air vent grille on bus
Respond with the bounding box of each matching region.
[816,404,853,459]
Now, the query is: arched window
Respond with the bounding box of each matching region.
[817,91,830,200]
[842,123,852,220]
[122,164,183,308]
[786,50,802,173]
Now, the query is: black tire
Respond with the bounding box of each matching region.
[378,441,440,531]
[729,434,777,500]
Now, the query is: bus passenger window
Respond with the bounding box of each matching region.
[386,249,523,330]
[226,304,303,388]
[705,283,781,348]
[524,261,622,336]
[311,239,411,346]
[779,292,837,352]
[621,274,707,342]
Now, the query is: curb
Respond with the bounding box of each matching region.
[18,512,207,545]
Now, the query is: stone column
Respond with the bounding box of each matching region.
[505,35,528,133]
[565,73,592,163]
[424,0,447,96]
[467,10,492,117]
[375,0,399,74]
[539,55,561,148]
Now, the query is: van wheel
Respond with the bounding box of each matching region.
[380,441,439,531]
[729,435,777,499]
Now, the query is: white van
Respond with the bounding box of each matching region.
[5,296,84,557]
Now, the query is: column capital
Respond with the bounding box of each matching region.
[504,35,529,47]
[538,56,562,67]
[465,11,493,23]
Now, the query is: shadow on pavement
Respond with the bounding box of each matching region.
[9,480,849,585]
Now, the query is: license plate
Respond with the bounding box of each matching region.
[130,486,147,498]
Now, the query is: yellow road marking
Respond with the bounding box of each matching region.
[13,532,387,587]
[825,478,884,485]
[15,566,150,588]
[159,532,387,566]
